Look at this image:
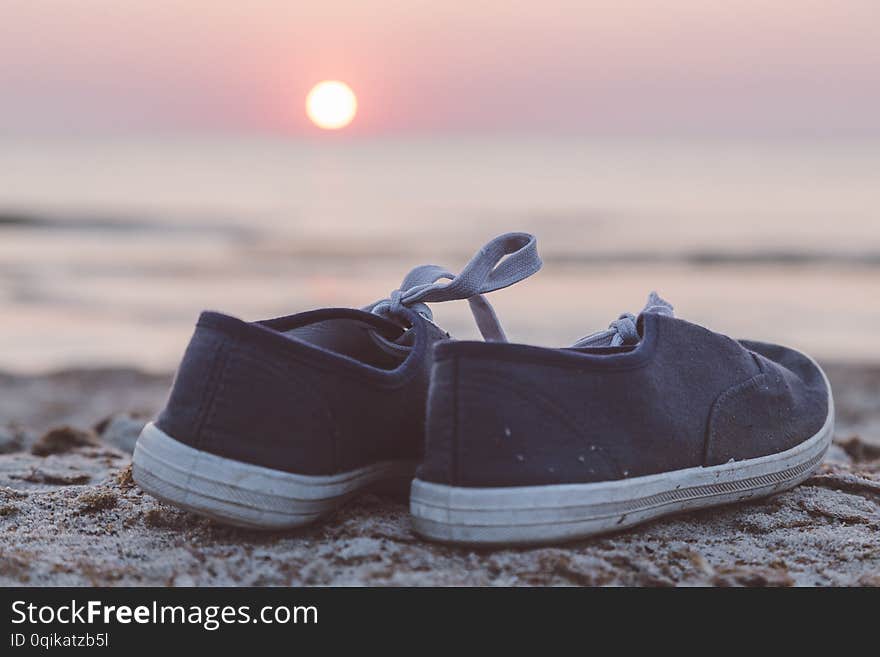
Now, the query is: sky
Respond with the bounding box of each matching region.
[1,1,878,137]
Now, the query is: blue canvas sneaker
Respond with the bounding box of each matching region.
[132,233,541,529]
[411,293,834,545]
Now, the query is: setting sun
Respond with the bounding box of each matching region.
[305,81,357,130]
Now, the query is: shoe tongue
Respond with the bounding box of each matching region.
[572,291,674,348]
[641,291,674,318]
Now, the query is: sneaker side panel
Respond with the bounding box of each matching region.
[419,315,775,488]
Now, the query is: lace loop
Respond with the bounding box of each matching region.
[367,232,541,341]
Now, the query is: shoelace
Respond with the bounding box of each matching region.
[572,291,674,348]
[366,232,541,342]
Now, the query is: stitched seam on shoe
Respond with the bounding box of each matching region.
[434,350,656,373]
[179,335,231,505]
[196,315,425,389]
[198,336,234,452]
[451,355,459,486]
[433,315,663,373]
[749,350,766,374]
[704,372,769,466]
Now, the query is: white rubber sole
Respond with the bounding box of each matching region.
[411,363,835,546]
[132,423,417,530]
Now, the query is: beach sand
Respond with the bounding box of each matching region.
[0,363,878,587]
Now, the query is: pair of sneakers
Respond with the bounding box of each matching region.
[132,233,834,545]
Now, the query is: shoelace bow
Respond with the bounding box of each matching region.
[572,291,674,348]
[366,232,541,342]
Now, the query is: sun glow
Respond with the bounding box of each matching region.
[305,81,357,130]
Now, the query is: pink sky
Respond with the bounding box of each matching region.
[1,1,878,136]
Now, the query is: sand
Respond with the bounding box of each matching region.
[0,364,878,587]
